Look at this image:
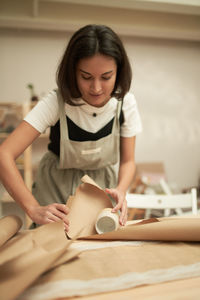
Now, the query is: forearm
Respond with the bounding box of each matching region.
[116,160,136,194]
[0,151,39,217]
[0,121,70,228]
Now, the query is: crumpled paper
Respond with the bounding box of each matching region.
[67,175,200,242]
[0,217,80,300]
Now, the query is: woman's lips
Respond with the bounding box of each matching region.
[89,93,103,97]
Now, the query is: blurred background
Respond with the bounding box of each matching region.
[0,0,200,222]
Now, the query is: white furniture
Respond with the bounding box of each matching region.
[126,188,198,219]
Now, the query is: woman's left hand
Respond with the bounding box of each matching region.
[105,188,127,226]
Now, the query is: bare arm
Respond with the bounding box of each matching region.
[105,136,136,225]
[0,121,69,229]
[117,136,136,193]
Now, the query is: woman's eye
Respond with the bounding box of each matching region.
[81,75,91,80]
[102,77,111,81]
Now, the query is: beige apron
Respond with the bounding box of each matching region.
[58,91,121,170]
[32,92,122,207]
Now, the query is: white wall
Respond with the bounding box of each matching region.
[0,29,68,101]
[123,36,200,189]
[0,29,200,189]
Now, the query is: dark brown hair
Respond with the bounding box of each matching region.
[56,24,132,105]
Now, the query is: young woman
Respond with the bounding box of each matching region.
[0,24,142,231]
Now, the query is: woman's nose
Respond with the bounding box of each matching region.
[90,79,102,93]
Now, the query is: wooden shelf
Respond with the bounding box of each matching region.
[0,0,200,41]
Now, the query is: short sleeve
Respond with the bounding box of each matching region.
[120,92,142,137]
[23,90,59,133]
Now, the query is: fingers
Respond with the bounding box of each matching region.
[112,200,127,226]
[105,188,118,207]
[105,188,113,195]
[30,203,70,231]
[45,217,69,232]
[105,188,127,226]
[47,204,69,231]
[112,202,121,213]
[106,189,123,212]
[119,200,127,226]
[54,203,69,215]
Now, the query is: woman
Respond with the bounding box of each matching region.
[0,24,142,231]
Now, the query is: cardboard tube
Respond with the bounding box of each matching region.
[95,208,119,234]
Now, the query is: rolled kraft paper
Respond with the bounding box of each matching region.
[0,215,23,247]
[95,208,119,234]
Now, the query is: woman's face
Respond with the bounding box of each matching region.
[76,54,117,107]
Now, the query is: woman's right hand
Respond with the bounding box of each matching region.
[0,122,70,232]
[29,203,70,231]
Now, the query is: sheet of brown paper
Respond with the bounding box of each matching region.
[81,217,200,241]
[1,171,200,300]
[0,220,80,300]
[66,175,200,242]
[61,277,200,300]
[18,240,200,300]
[66,175,113,239]
[0,215,22,247]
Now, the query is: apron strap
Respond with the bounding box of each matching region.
[112,100,123,130]
[57,90,70,140]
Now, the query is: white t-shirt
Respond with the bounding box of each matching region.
[24,90,142,137]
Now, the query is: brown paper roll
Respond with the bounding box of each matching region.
[95,208,119,234]
[0,215,23,247]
